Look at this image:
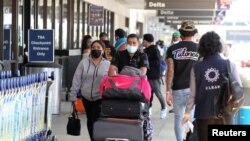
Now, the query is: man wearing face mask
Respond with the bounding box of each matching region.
[108,33,149,76]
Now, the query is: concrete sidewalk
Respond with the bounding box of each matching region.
[51,99,176,141]
[51,86,250,141]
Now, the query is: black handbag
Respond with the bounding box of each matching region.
[67,103,81,136]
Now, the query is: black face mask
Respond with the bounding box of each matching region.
[91,50,102,58]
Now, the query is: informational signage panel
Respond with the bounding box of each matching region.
[28,29,54,63]
[165,20,212,25]
[89,5,104,26]
[226,30,250,41]
[164,16,213,21]
[146,0,215,9]
[145,0,167,9]
[157,10,214,17]
[3,29,11,60]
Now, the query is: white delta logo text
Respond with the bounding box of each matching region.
[148,2,165,8]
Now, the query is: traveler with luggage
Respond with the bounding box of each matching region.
[95,33,153,141]
[69,40,110,141]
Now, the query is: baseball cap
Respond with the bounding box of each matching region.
[173,31,181,37]
[156,40,164,46]
[179,20,197,32]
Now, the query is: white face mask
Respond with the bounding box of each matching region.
[126,45,138,53]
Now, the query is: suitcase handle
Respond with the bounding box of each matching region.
[105,138,129,141]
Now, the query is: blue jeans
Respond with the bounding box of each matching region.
[172,88,193,141]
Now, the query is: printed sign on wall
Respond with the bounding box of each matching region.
[89,5,104,26]
[28,29,54,63]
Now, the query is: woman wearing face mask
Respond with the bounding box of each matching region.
[70,40,110,141]
[81,35,93,59]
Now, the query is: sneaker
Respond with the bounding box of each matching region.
[149,108,152,116]
[160,108,168,119]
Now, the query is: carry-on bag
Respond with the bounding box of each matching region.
[101,99,147,119]
[93,118,144,141]
[67,103,81,136]
[100,74,151,102]
[75,90,86,113]
[74,98,85,113]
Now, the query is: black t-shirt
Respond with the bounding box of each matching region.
[102,40,117,61]
[104,45,116,61]
[144,45,161,79]
[166,41,199,90]
[111,50,149,73]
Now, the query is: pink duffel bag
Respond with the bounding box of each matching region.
[99,74,151,102]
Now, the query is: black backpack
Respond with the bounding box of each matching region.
[218,60,244,124]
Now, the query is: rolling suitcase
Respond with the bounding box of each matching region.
[101,99,147,119]
[93,118,144,141]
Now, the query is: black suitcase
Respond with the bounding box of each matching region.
[101,99,147,119]
[93,118,144,141]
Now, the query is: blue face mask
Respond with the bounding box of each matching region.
[126,45,138,53]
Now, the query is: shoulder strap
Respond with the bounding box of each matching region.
[226,59,231,74]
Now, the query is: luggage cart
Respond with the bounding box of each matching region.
[94,73,153,141]
[41,71,57,141]
[0,70,57,141]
